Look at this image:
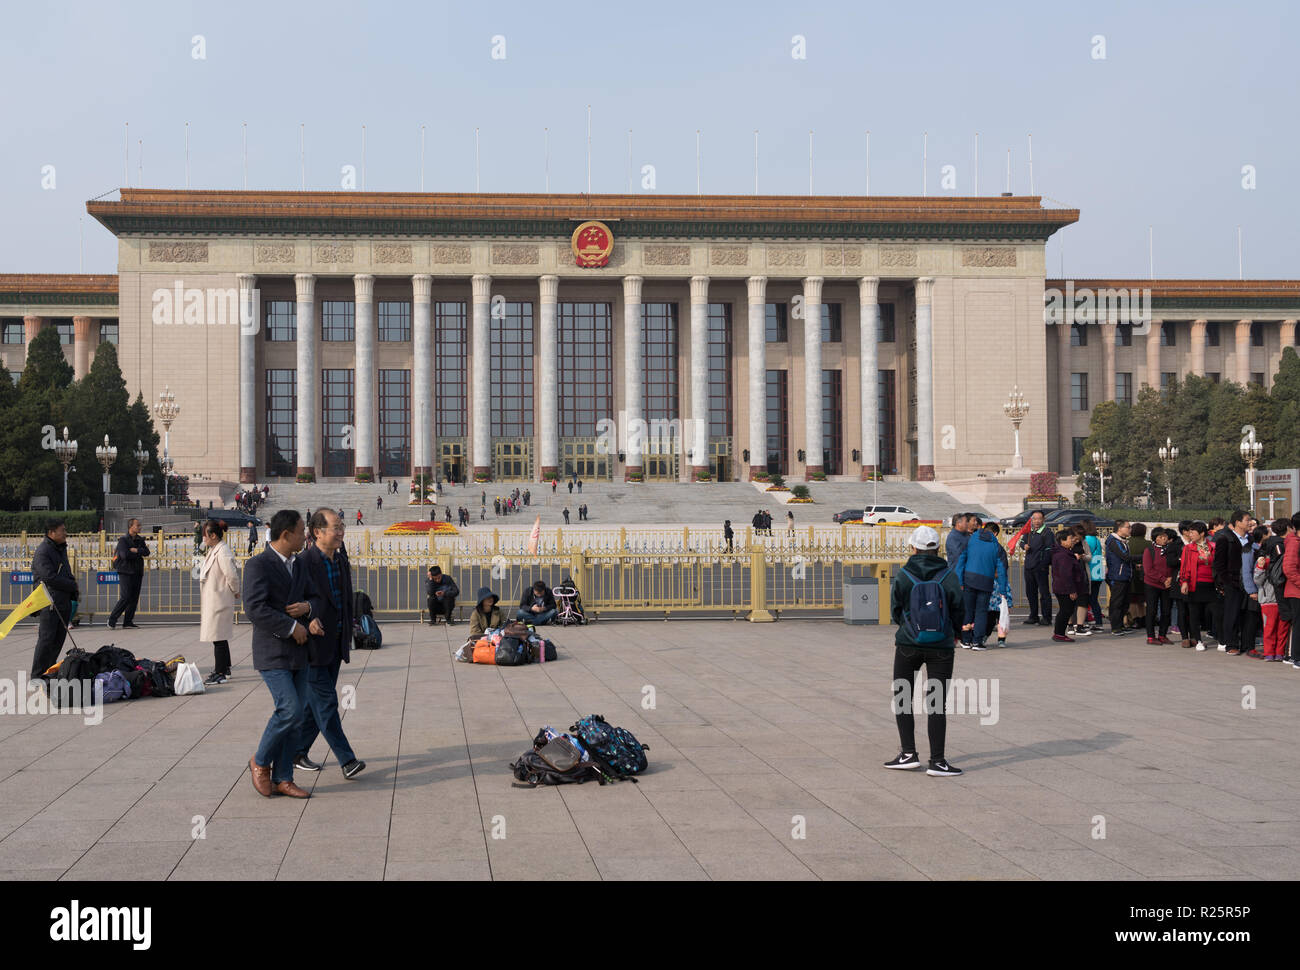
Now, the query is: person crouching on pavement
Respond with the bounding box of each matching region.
[517,580,557,626]
[884,525,965,777]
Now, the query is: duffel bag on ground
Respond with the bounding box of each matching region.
[94,670,131,703]
[472,638,496,664]
[569,714,650,779]
[527,636,557,663]
[495,635,530,666]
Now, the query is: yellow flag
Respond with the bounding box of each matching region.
[0,582,54,640]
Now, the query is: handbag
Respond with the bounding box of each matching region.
[173,662,206,695]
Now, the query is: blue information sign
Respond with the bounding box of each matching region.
[97,572,120,585]
[9,571,33,584]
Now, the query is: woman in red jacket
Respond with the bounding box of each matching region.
[1179,521,1216,650]
[1142,527,1173,643]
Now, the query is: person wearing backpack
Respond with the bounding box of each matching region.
[1257,518,1293,661]
[885,525,965,777]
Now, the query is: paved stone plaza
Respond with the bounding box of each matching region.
[0,617,1295,881]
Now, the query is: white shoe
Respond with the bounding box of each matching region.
[1195,641,1207,652]
[1217,643,1227,652]
[1066,624,1077,635]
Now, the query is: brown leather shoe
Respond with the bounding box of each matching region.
[274,780,310,799]
[249,756,272,797]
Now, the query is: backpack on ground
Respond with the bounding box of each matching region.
[528,636,557,663]
[48,648,97,709]
[353,612,382,650]
[124,668,148,697]
[53,647,95,683]
[494,635,530,666]
[568,714,649,779]
[94,670,131,703]
[91,645,139,676]
[135,659,174,698]
[352,590,374,619]
[510,731,607,787]
[899,566,952,645]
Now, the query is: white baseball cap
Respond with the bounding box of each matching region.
[909,525,940,551]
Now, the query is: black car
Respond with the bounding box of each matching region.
[1044,508,1116,529]
[833,508,865,524]
[201,510,263,528]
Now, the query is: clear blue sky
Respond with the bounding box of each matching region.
[1,0,1296,279]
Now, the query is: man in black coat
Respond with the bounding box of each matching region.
[517,580,558,625]
[1020,511,1054,626]
[1213,510,1250,654]
[294,510,364,779]
[426,565,459,625]
[30,519,79,680]
[108,518,149,629]
[243,509,323,799]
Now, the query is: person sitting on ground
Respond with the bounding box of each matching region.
[517,580,558,626]
[426,565,460,625]
[467,587,503,642]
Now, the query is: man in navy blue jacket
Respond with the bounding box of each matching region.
[1104,520,1135,636]
[244,509,323,799]
[294,510,365,780]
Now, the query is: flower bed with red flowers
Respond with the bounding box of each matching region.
[383,521,461,536]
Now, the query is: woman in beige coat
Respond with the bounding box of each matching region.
[199,519,241,685]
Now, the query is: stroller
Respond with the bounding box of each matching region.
[552,574,587,626]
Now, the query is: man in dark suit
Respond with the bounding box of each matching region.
[1213,510,1249,655]
[108,518,149,629]
[244,509,323,799]
[30,519,79,680]
[294,510,365,779]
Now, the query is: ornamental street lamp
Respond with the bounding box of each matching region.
[95,434,117,498]
[153,386,180,507]
[1158,438,1178,510]
[1091,449,1110,507]
[54,426,77,512]
[132,439,147,495]
[1003,385,1030,470]
[1240,436,1264,508]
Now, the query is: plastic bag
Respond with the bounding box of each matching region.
[997,599,1011,639]
[173,662,206,695]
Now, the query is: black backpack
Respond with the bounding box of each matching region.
[494,635,530,666]
[91,645,138,676]
[1267,553,1287,593]
[569,714,649,779]
[49,648,96,709]
[54,647,95,682]
[135,659,175,698]
[510,733,607,787]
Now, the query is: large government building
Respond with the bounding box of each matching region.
[1,190,1297,485]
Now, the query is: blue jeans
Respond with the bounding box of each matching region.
[962,589,991,643]
[255,667,308,785]
[296,658,356,766]
[516,608,557,625]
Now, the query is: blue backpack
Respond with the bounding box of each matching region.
[569,714,649,780]
[94,670,132,703]
[900,566,952,645]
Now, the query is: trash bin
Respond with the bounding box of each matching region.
[843,575,878,625]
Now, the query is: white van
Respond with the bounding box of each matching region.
[861,505,920,525]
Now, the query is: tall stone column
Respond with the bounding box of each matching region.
[623,275,644,479]
[471,274,492,480]
[746,276,767,479]
[1281,321,1298,378]
[22,315,43,364]
[72,316,92,380]
[1101,322,1117,401]
[915,277,935,481]
[1057,322,1073,473]
[689,276,710,479]
[1190,319,1207,377]
[859,277,879,478]
[294,273,317,480]
[1144,320,1162,390]
[411,275,433,479]
[1236,319,1252,386]
[802,276,824,479]
[353,274,376,480]
[238,273,257,483]
[538,275,559,480]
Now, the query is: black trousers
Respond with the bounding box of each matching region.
[1238,602,1260,652]
[109,572,143,626]
[213,639,231,674]
[892,644,954,762]
[427,594,456,621]
[1144,585,1171,638]
[31,604,70,679]
[1184,588,1215,643]
[1220,586,1245,650]
[1024,564,1052,622]
[1054,593,1076,637]
[1108,580,1131,631]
